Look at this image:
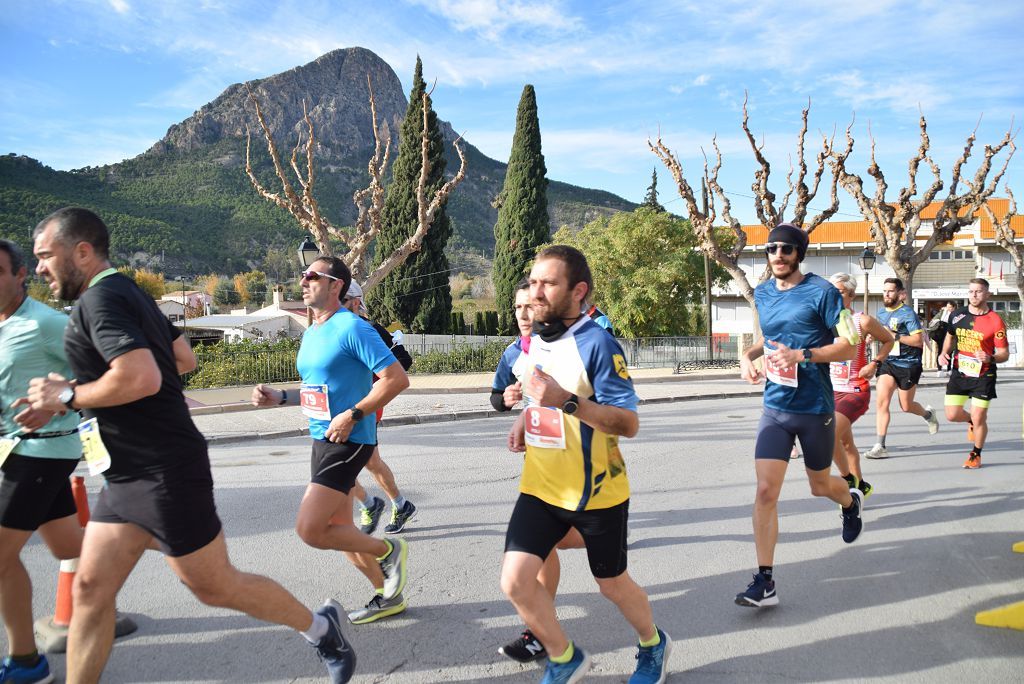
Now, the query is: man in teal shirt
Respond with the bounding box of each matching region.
[0,239,82,684]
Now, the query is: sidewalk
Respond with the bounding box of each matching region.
[190,368,986,445]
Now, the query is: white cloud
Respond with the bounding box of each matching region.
[410,0,582,39]
[823,71,951,113]
[692,74,710,86]
[108,0,131,15]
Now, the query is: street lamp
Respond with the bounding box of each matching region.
[297,237,319,270]
[175,275,188,332]
[297,237,319,326]
[859,246,876,313]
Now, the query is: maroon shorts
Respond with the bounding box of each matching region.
[834,390,870,423]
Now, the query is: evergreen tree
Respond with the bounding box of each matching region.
[642,167,665,212]
[366,57,453,332]
[492,85,549,332]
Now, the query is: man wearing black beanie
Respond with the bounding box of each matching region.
[735,223,865,608]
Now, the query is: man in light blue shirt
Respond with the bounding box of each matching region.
[0,239,82,684]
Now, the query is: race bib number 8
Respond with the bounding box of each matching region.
[523,406,567,449]
[764,346,798,388]
[300,383,331,420]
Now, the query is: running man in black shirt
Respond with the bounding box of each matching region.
[27,208,356,684]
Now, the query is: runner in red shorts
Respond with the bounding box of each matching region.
[829,273,895,498]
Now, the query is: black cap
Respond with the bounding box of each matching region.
[767,223,808,261]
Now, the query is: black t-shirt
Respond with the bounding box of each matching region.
[367,319,413,371]
[64,272,207,481]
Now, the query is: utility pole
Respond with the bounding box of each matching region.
[702,178,713,359]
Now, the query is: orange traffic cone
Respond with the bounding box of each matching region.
[34,475,137,652]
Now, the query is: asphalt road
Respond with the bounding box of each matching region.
[14,383,1024,682]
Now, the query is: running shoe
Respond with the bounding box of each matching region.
[858,478,874,498]
[384,500,417,534]
[379,537,408,599]
[347,592,406,624]
[311,600,357,684]
[864,443,888,459]
[499,629,547,663]
[541,646,591,684]
[0,655,54,684]
[842,473,859,490]
[962,452,982,469]
[734,573,778,608]
[841,489,864,543]
[359,496,385,535]
[629,628,672,684]
[925,405,939,435]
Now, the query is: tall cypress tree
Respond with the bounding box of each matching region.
[642,167,665,212]
[366,57,452,331]
[492,85,549,329]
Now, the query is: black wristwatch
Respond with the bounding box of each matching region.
[58,385,76,409]
[562,394,579,415]
[278,389,288,405]
[802,348,813,362]
[350,407,365,422]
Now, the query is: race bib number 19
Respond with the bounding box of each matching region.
[300,383,332,420]
[523,406,567,449]
[764,346,798,388]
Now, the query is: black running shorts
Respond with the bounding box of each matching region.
[505,493,629,579]
[755,407,835,471]
[0,454,78,531]
[91,458,222,558]
[875,360,922,391]
[310,440,375,494]
[945,370,998,402]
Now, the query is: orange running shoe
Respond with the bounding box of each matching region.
[962,452,981,469]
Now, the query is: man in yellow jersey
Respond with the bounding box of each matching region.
[502,245,669,684]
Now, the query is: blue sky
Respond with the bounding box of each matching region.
[2,0,1021,224]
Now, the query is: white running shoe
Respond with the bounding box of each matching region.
[925,405,939,435]
[864,443,889,459]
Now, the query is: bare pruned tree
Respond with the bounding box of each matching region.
[981,177,1023,363]
[649,95,847,321]
[830,115,1016,295]
[244,76,467,291]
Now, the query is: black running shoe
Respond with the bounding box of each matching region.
[841,489,864,543]
[842,473,859,490]
[312,600,357,684]
[498,629,547,663]
[735,573,778,608]
[858,478,873,498]
[384,500,417,534]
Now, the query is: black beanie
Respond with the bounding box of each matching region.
[767,223,808,261]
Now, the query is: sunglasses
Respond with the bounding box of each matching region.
[300,269,340,282]
[765,242,797,256]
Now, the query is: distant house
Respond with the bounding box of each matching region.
[176,313,303,343]
[156,298,186,322]
[160,290,212,311]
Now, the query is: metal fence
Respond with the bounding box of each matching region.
[184,334,739,388]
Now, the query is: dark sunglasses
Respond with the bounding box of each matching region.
[765,242,797,256]
[300,269,340,282]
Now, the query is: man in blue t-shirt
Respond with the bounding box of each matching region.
[863,277,939,459]
[252,256,411,626]
[737,223,864,609]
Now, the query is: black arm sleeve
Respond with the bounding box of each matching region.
[490,388,511,412]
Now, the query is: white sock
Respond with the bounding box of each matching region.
[300,613,329,643]
[391,495,406,509]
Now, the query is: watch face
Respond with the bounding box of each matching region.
[59,387,74,404]
[563,400,578,415]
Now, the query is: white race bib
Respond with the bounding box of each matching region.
[958,353,982,378]
[830,360,852,392]
[764,346,798,388]
[78,418,111,476]
[0,436,20,469]
[300,383,331,420]
[523,406,567,450]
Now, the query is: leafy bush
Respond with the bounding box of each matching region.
[185,338,300,389]
[409,339,511,374]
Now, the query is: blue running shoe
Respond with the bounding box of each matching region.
[0,655,54,684]
[359,496,385,535]
[735,572,778,608]
[629,628,672,684]
[540,645,591,684]
[312,600,357,684]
